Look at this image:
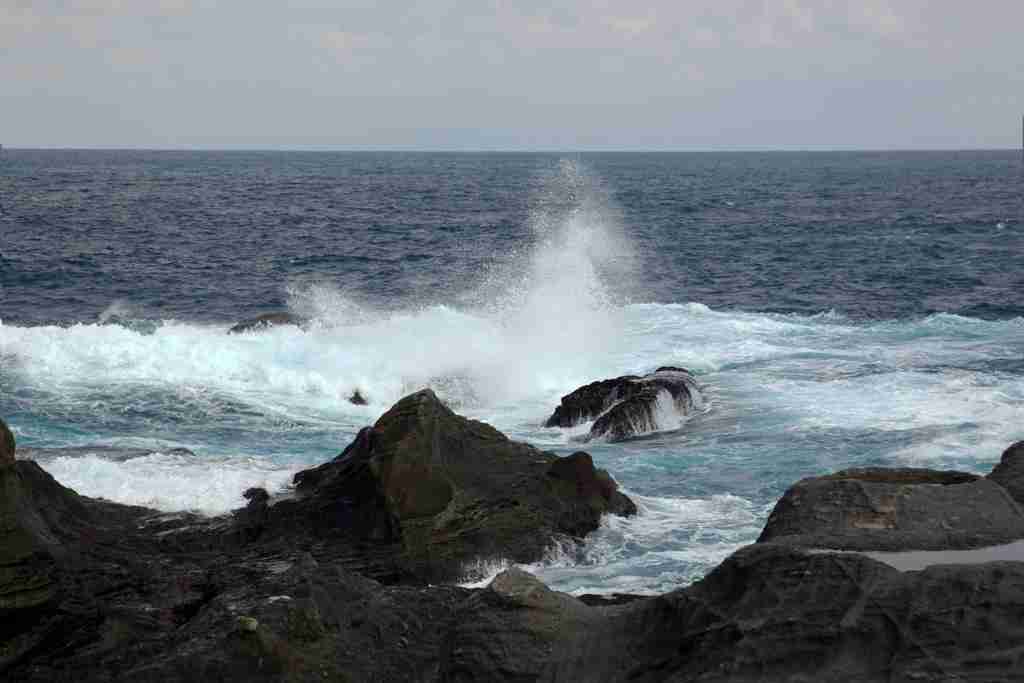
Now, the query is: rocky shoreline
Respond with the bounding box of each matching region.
[3,394,1024,681]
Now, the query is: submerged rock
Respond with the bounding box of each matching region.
[758,466,1024,551]
[227,311,303,334]
[275,389,636,581]
[545,366,699,441]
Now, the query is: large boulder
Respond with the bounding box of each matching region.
[545,366,699,442]
[988,440,1024,506]
[758,467,1024,551]
[227,311,303,334]
[271,389,636,582]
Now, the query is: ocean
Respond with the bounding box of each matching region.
[1,149,1022,595]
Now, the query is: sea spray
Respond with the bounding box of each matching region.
[273,158,640,409]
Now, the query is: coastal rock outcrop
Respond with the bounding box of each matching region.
[758,466,1024,551]
[227,311,304,334]
[8,403,1024,681]
[269,389,636,582]
[545,366,699,441]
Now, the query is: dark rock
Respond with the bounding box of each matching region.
[545,376,641,428]
[545,367,699,441]
[988,440,1024,506]
[758,466,1024,551]
[274,389,636,581]
[443,544,1024,681]
[227,312,303,334]
[0,463,60,628]
[243,487,270,505]
[617,543,1024,682]
[0,417,14,467]
[233,488,270,542]
[0,454,153,670]
[547,451,637,534]
[442,567,606,680]
[348,389,368,406]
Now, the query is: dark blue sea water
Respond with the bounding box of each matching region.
[2,150,1023,593]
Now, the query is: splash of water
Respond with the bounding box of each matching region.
[275,158,639,408]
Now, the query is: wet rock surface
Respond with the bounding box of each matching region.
[545,367,699,442]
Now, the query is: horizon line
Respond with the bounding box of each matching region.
[2,145,1020,154]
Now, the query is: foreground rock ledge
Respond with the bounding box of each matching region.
[267,389,636,582]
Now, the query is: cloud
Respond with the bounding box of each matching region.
[3,0,1023,148]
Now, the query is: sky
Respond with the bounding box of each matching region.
[3,0,1023,150]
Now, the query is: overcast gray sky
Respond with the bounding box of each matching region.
[3,0,1023,150]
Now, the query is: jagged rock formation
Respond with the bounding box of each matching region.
[758,466,1024,551]
[545,367,699,441]
[268,389,636,581]
[227,311,304,334]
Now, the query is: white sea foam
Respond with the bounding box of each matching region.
[97,299,137,324]
[455,492,763,595]
[0,160,638,425]
[40,451,299,515]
